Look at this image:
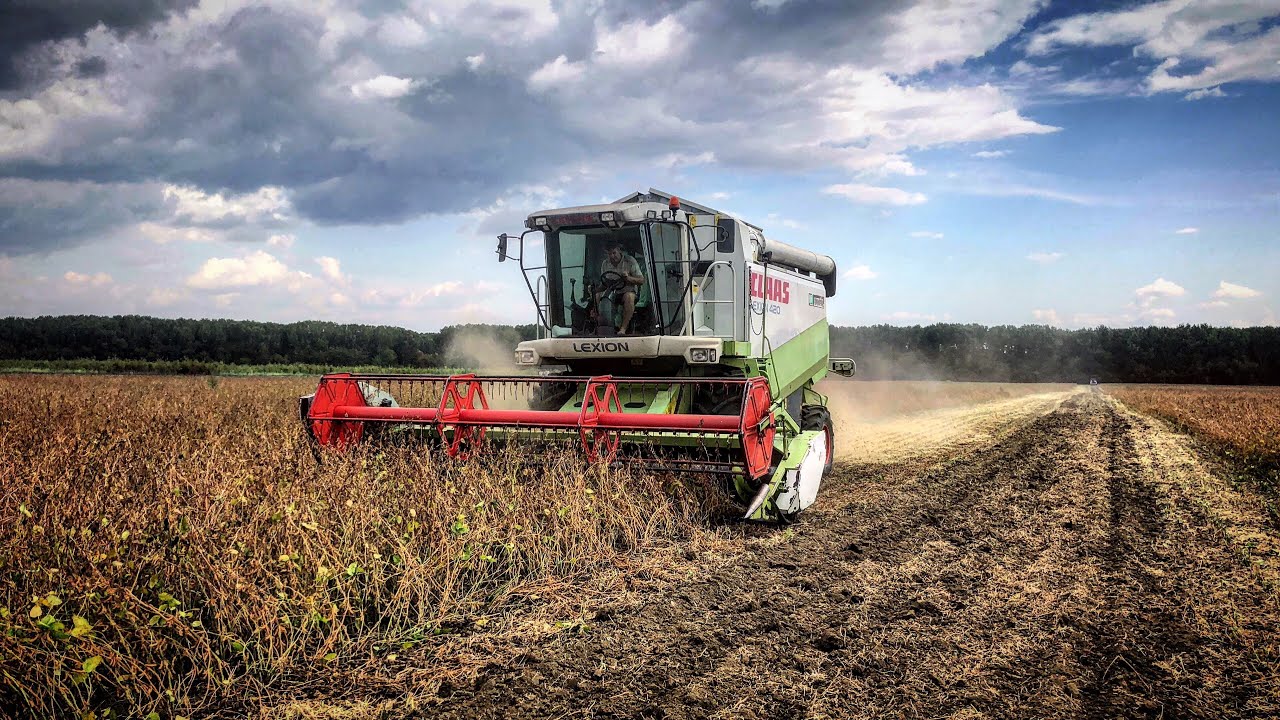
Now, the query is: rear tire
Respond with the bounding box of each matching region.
[800,405,834,475]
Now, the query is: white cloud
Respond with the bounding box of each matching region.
[881,0,1046,74]
[400,281,466,306]
[1032,309,1061,326]
[350,75,418,100]
[528,55,585,90]
[377,15,427,47]
[843,265,878,280]
[147,288,186,306]
[1027,2,1280,94]
[1135,277,1186,299]
[972,150,1008,159]
[64,271,112,287]
[1184,87,1226,101]
[267,233,295,248]
[1199,300,1230,309]
[1174,227,1198,235]
[765,213,806,230]
[164,184,290,225]
[657,151,715,169]
[187,250,291,290]
[137,222,219,244]
[960,183,1103,205]
[213,293,239,308]
[1213,281,1262,300]
[593,15,685,68]
[315,256,344,283]
[466,53,486,70]
[909,231,944,239]
[1027,251,1063,264]
[0,76,132,163]
[823,183,926,206]
[1142,307,1176,321]
[885,311,937,323]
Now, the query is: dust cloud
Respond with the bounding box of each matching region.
[820,380,1078,462]
[444,330,517,372]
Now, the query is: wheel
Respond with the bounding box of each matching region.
[800,404,834,476]
[528,373,576,411]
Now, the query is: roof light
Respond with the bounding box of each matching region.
[646,210,658,219]
[669,196,681,212]
[533,216,549,230]
[599,211,615,222]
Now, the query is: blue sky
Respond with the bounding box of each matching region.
[1,0,1277,332]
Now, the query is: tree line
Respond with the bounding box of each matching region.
[0,315,1277,384]
[0,316,536,369]
[831,324,1280,384]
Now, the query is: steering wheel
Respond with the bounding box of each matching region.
[598,270,627,294]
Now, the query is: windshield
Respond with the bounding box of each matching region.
[544,224,688,337]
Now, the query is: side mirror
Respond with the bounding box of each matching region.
[496,233,508,262]
[828,358,855,377]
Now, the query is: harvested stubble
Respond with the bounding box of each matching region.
[0,376,722,718]
[1107,384,1280,495]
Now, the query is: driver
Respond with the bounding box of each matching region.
[595,241,645,335]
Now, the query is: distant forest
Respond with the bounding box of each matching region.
[1,315,1278,384]
[0,316,536,369]
[829,325,1280,384]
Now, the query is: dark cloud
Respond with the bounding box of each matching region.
[0,0,196,89]
[0,0,1057,251]
[0,180,167,254]
[74,56,108,79]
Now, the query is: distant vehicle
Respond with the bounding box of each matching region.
[1090,377,1099,386]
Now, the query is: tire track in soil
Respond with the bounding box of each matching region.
[416,392,1280,720]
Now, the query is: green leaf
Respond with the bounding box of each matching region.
[70,615,92,638]
[322,652,337,663]
[450,514,470,536]
[230,640,245,653]
[82,655,103,673]
[18,503,31,518]
[145,712,160,720]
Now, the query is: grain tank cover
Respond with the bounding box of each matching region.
[759,237,838,297]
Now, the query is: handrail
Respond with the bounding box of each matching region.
[685,260,736,338]
[534,274,548,339]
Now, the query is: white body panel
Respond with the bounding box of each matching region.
[746,262,827,358]
[775,431,827,514]
[516,335,723,365]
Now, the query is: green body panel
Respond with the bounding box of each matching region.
[756,319,830,405]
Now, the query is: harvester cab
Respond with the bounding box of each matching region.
[303,189,854,522]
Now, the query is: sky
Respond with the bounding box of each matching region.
[1,0,1277,332]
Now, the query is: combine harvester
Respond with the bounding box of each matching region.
[302,190,854,521]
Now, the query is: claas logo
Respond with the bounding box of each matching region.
[750,274,790,304]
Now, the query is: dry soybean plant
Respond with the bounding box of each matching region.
[0,376,720,718]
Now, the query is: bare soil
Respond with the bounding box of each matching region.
[279,390,1280,719]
